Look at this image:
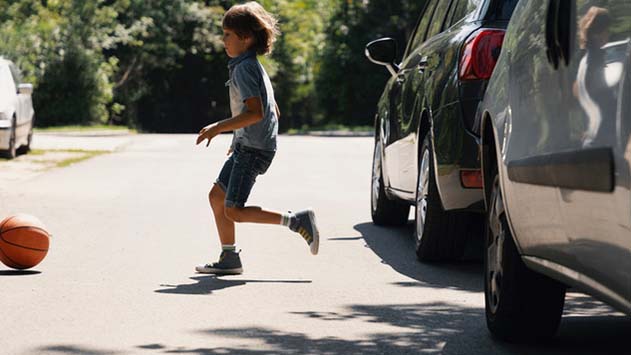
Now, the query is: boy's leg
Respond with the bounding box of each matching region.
[224,206,281,224]
[209,183,235,245]
[196,183,243,275]
[225,206,319,255]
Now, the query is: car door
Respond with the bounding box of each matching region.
[552,1,631,304]
[385,0,439,193]
[397,0,456,193]
[9,63,28,139]
[500,1,574,257]
[0,63,18,123]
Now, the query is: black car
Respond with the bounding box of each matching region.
[365,0,518,260]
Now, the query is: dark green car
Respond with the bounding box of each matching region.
[366,0,518,261]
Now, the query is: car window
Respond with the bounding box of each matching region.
[9,63,21,85]
[426,0,455,38]
[407,0,439,54]
[450,0,481,26]
[0,64,16,99]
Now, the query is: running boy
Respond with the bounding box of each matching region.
[195,1,319,275]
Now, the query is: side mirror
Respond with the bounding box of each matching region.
[365,38,399,76]
[18,83,33,95]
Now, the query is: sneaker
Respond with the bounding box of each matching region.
[195,250,243,275]
[290,209,320,255]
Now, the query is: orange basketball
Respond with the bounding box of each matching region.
[0,214,50,269]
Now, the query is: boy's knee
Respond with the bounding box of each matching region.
[209,186,224,206]
[224,207,244,222]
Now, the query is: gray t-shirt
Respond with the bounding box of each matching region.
[227,50,278,151]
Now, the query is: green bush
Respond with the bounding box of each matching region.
[33,44,109,126]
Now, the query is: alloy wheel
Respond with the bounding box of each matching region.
[371,140,382,213]
[415,147,430,244]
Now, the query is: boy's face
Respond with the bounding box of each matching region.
[223,28,253,58]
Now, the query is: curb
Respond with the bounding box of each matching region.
[35,130,134,137]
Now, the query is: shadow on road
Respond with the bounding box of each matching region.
[121,300,627,354]
[353,222,483,293]
[154,276,311,295]
[0,269,41,276]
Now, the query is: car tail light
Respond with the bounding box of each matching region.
[459,29,505,81]
[460,169,483,188]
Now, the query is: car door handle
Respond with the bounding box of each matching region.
[417,56,429,73]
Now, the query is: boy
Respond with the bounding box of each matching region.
[195,2,319,275]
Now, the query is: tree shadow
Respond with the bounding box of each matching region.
[354,222,483,293]
[130,299,629,354]
[155,275,311,295]
[0,269,41,276]
[563,292,626,317]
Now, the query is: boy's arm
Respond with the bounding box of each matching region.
[196,97,263,146]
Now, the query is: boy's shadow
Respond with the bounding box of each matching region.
[155,275,311,295]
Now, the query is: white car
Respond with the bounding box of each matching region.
[0,58,34,159]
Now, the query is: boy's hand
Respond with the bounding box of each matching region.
[196,124,219,147]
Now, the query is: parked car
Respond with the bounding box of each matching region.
[365,0,519,260]
[477,0,631,341]
[0,58,34,159]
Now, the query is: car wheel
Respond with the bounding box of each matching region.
[485,172,566,342]
[371,138,409,226]
[1,120,16,159]
[415,135,481,261]
[17,127,32,155]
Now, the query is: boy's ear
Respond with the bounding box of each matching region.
[243,35,256,47]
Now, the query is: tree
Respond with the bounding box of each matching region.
[316,0,427,126]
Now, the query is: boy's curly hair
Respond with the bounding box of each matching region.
[223,2,280,55]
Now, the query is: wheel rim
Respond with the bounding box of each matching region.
[415,147,430,243]
[371,140,382,213]
[487,175,505,314]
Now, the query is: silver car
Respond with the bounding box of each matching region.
[0,58,34,159]
[477,0,630,341]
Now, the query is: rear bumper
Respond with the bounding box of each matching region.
[433,102,484,211]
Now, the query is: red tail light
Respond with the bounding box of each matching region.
[459,29,505,80]
[460,169,483,189]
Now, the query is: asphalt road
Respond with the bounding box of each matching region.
[0,134,629,355]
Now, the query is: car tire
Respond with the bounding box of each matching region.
[371,138,409,226]
[17,126,32,155]
[485,172,566,342]
[1,119,16,159]
[414,135,481,261]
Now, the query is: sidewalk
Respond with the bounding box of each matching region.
[33,130,134,151]
[0,131,133,183]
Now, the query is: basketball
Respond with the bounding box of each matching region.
[0,214,50,270]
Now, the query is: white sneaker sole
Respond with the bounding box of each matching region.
[307,209,320,255]
[195,266,243,275]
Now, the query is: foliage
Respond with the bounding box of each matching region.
[316,0,427,126]
[0,0,427,132]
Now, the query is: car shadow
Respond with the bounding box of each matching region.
[353,222,483,293]
[155,275,312,295]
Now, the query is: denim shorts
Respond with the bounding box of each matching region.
[215,143,275,208]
